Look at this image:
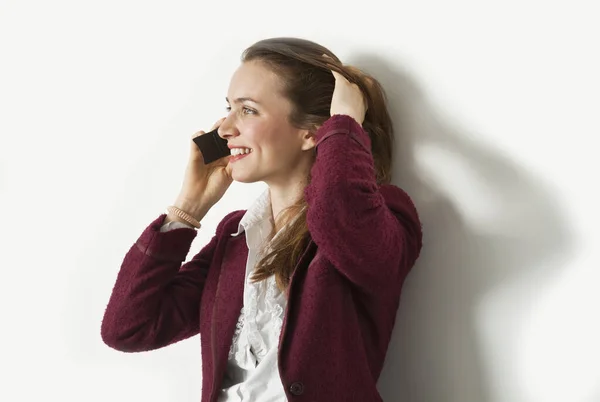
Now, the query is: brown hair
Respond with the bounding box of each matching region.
[242,37,395,294]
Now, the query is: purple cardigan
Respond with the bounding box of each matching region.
[101,114,423,401]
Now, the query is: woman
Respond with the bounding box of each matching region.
[101,37,422,402]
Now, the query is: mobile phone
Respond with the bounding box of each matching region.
[193,128,231,164]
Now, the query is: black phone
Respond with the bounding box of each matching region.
[193,128,231,164]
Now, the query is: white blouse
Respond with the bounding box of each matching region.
[161,188,302,401]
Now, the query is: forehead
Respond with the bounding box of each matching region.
[227,61,284,104]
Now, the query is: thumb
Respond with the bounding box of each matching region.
[225,158,233,177]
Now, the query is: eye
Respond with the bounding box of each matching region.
[225,106,256,115]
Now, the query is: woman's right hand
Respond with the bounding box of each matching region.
[174,117,233,220]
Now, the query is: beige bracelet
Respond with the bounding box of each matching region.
[166,205,201,229]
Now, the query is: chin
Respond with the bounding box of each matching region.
[231,170,260,184]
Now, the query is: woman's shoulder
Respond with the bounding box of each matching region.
[215,209,247,237]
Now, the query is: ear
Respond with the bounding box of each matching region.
[300,129,317,151]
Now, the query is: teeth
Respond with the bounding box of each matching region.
[231,148,252,156]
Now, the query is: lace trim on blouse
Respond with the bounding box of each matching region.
[227,275,285,362]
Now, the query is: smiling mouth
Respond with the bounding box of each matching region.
[230,152,251,163]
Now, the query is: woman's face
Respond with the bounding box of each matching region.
[218,60,315,185]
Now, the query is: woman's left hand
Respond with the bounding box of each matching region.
[324,54,368,125]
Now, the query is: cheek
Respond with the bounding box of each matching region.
[266,136,295,161]
[246,126,281,152]
[243,122,271,145]
[243,120,296,158]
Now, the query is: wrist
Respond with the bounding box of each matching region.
[164,213,195,227]
[330,112,363,125]
[173,195,211,222]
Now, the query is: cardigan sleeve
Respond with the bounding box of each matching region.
[101,213,222,352]
[304,114,422,296]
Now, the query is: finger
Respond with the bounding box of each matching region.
[330,70,344,82]
[210,116,227,131]
[192,116,226,140]
[331,69,352,86]
[225,157,233,176]
[321,54,345,82]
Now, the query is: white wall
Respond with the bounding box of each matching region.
[1,1,598,401]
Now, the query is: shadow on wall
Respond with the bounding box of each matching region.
[348,54,574,402]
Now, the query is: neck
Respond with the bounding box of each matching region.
[267,179,306,232]
[264,148,315,231]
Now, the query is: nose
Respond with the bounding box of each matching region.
[218,114,238,141]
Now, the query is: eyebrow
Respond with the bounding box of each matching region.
[225,97,261,105]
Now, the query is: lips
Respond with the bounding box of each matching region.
[230,152,251,163]
[227,144,251,150]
